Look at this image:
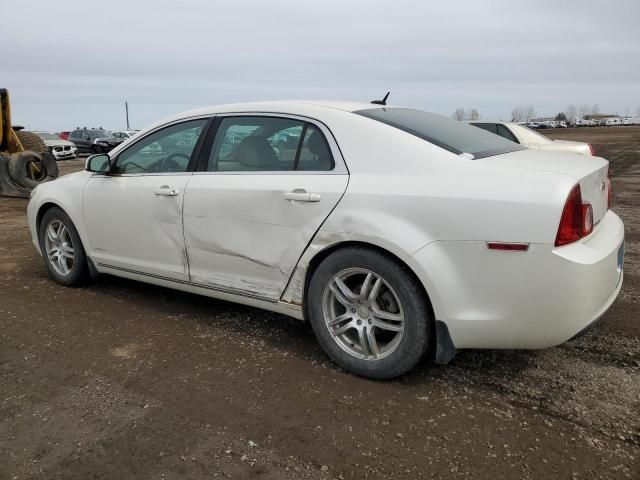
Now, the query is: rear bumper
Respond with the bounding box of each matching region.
[413,210,624,350]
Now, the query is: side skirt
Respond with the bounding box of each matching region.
[95,262,304,320]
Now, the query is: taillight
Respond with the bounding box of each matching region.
[588,144,595,156]
[582,203,593,235]
[555,184,593,246]
[607,167,612,209]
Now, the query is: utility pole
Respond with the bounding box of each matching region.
[125,101,130,130]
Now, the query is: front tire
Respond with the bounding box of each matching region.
[38,207,89,286]
[308,247,432,379]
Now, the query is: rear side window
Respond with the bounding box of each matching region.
[355,108,525,159]
[496,124,519,143]
[207,116,334,172]
[472,123,498,134]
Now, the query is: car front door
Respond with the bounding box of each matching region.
[82,118,209,280]
[183,114,349,301]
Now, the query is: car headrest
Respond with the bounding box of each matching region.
[234,136,278,169]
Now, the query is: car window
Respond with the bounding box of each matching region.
[471,123,498,134]
[82,131,91,140]
[113,119,207,174]
[496,124,519,143]
[296,124,334,171]
[355,108,525,159]
[89,130,109,139]
[208,116,334,172]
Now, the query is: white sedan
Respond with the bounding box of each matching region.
[27,101,624,379]
[470,121,595,155]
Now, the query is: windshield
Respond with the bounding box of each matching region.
[355,108,526,159]
[36,132,61,140]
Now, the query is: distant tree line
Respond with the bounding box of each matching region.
[510,106,537,122]
[453,103,639,123]
[451,108,481,121]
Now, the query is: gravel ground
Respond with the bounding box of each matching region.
[1,127,638,479]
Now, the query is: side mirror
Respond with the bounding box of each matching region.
[86,153,111,173]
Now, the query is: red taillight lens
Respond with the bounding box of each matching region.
[588,144,595,156]
[555,184,593,246]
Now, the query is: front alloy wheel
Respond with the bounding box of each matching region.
[39,207,89,286]
[44,219,75,277]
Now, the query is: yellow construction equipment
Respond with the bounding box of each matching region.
[0,88,58,198]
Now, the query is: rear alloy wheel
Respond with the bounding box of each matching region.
[323,268,405,360]
[308,247,432,379]
[39,207,89,286]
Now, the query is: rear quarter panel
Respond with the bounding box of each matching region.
[283,114,576,316]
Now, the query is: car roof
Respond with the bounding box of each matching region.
[467,120,522,127]
[135,100,388,137]
[162,100,382,122]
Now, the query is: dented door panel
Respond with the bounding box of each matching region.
[82,174,192,280]
[183,173,348,300]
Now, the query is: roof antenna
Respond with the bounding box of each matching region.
[371,91,390,105]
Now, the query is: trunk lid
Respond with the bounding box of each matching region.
[478,149,609,224]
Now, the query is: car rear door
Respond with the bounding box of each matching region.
[182,114,349,301]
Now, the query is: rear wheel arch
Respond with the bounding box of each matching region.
[303,241,435,323]
[302,241,458,367]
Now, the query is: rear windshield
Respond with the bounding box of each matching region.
[355,108,525,159]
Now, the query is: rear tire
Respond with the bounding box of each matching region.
[307,247,432,379]
[38,207,89,287]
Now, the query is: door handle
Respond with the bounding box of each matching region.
[154,186,179,196]
[284,191,321,202]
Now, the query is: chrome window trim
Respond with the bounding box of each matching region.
[208,111,348,175]
[108,115,212,176]
[90,172,194,178]
[107,111,349,177]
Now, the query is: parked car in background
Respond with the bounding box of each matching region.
[470,121,594,155]
[27,101,622,379]
[68,128,124,154]
[34,131,78,160]
[575,119,597,127]
[112,130,140,141]
[58,131,71,140]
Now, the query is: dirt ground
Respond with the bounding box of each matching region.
[1,127,638,479]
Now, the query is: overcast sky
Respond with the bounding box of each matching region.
[2,0,639,131]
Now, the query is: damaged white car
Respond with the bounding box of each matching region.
[27,101,624,379]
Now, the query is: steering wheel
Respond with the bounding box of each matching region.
[157,153,190,172]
